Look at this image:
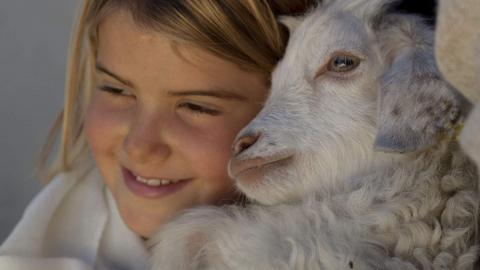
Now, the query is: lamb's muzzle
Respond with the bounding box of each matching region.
[232,132,260,156]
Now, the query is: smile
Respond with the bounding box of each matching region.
[135,175,186,186]
[122,167,192,199]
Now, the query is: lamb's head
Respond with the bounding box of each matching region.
[228,0,467,205]
[228,0,390,205]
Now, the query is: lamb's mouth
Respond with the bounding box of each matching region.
[228,153,294,181]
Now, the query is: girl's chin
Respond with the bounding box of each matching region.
[118,200,187,237]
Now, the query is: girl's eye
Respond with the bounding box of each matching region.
[179,102,221,116]
[327,54,361,73]
[98,85,134,97]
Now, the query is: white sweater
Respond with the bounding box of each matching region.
[0,169,149,270]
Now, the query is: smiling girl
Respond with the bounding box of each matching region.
[0,1,312,269]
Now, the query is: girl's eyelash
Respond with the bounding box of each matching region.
[98,86,219,116]
[179,102,221,116]
[98,85,130,96]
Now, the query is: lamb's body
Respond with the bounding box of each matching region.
[152,143,478,270]
[151,196,418,270]
[150,1,480,269]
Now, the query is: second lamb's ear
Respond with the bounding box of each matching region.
[374,54,469,153]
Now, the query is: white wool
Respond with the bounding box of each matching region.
[149,1,480,269]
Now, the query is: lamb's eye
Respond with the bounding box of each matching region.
[327,54,360,72]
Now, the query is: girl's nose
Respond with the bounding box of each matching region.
[123,118,171,164]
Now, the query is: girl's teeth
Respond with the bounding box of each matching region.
[136,176,147,183]
[147,179,161,186]
[161,179,170,185]
[136,176,177,186]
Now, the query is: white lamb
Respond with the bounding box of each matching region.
[149,0,480,269]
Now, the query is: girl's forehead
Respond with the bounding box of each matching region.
[96,9,267,100]
[97,9,216,68]
[97,8,155,44]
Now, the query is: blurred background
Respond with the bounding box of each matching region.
[0,1,78,242]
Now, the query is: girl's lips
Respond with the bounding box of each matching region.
[121,167,192,199]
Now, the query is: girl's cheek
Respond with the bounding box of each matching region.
[85,96,129,157]
[187,120,241,170]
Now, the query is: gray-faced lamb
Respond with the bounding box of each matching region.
[149,0,480,269]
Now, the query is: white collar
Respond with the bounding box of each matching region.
[0,169,149,270]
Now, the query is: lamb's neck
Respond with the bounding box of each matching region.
[343,142,454,191]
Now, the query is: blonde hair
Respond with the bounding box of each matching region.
[37,0,314,183]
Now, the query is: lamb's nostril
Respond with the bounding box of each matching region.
[233,133,260,156]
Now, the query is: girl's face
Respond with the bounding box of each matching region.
[85,9,268,237]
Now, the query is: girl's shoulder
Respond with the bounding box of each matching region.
[0,169,108,267]
[0,168,150,270]
[0,256,94,270]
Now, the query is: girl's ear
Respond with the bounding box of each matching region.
[278,15,305,35]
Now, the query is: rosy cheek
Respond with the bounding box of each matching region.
[192,123,240,174]
[85,96,128,163]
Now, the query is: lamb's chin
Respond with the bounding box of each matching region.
[233,156,292,184]
[233,160,309,205]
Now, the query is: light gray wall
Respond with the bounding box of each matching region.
[0,1,78,242]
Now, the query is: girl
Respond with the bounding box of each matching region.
[0,1,313,269]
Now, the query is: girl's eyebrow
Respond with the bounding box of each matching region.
[95,62,247,101]
[95,62,136,88]
[167,89,248,101]
[95,62,248,101]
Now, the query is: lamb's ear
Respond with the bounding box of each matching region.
[374,53,470,153]
[374,15,470,153]
[278,15,305,35]
[327,0,399,22]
